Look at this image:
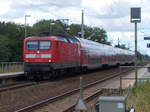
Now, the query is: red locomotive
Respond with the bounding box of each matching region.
[23,36,134,79]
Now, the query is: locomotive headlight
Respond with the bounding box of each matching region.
[41,54,52,58]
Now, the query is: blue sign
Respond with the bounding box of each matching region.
[147,43,150,48]
[144,37,150,40]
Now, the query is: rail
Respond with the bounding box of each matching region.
[0,62,23,73]
[0,81,35,92]
[15,68,132,112]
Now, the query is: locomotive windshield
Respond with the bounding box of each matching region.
[27,40,51,50]
[27,41,38,50]
[39,41,51,49]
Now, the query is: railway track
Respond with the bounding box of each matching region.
[0,81,36,92]
[15,68,132,112]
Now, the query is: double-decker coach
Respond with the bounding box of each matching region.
[77,37,134,70]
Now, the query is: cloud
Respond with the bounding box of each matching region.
[84,0,131,19]
[1,0,82,19]
[0,0,150,55]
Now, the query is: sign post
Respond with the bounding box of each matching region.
[130,7,141,85]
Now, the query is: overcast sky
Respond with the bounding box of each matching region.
[0,0,150,55]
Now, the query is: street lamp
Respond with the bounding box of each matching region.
[25,15,31,38]
[49,22,55,36]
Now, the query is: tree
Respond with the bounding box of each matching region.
[0,20,111,62]
[32,19,69,37]
[0,22,25,61]
[0,35,11,62]
[32,20,110,45]
[68,24,81,37]
[85,27,111,45]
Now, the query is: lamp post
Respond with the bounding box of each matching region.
[25,15,31,38]
[49,22,55,36]
[81,10,84,39]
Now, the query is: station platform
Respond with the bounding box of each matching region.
[0,72,24,79]
[104,65,150,89]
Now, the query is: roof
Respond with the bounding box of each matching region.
[98,96,126,102]
[25,36,58,40]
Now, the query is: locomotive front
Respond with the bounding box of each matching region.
[23,37,55,77]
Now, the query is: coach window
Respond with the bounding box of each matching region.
[39,41,51,49]
[27,41,38,50]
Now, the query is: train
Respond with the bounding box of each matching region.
[23,36,134,79]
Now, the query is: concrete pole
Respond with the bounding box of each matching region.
[118,37,120,46]
[49,22,55,36]
[135,22,138,85]
[25,15,31,38]
[80,76,83,99]
[49,23,52,36]
[81,10,84,39]
[25,16,27,38]
[79,77,84,112]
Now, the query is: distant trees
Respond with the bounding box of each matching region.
[0,35,11,61]
[84,27,111,45]
[32,20,111,45]
[32,20,69,37]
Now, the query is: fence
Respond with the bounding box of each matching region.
[0,62,23,73]
[119,65,150,90]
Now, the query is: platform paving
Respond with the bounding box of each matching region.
[104,65,150,89]
[0,72,24,79]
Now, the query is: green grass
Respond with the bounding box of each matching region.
[127,81,150,112]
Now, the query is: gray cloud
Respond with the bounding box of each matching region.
[83,1,132,32]
[85,1,131,19]
[2,0,81,19]
[0,0,149,33]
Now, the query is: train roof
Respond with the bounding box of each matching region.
[75,37,134,55]
[24,36,134,55]
[24,36,58,41]
[24,36,79,44]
